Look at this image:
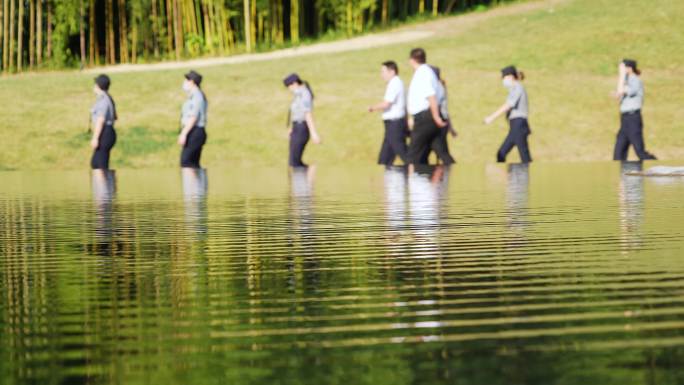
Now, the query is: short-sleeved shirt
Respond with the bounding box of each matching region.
[505,82,528,120]
[91,94,116,126]
[407,64,440,115]
[382,76,406,120]
[181,88,208,127]
[290,86,313,123]
[620,74,643,113]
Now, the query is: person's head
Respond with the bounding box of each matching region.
[381,61,398,81]
[94,74,110,95]
[500,65,524,87]
[183,70,202,93]
[622,59,640,75]
[283,73,302,92]
[409,48,426,69]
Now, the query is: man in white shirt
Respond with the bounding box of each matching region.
[406,48,451,167]
[369,61,408,166]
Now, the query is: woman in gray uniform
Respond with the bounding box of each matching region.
[612,59,656,161]
[90,74,117,170]
[178,70,208,169]
[484,65,532,163]
[420,65,456,164]
[283,73,321,168]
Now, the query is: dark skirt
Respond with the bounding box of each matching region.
[181,126,207,168]
[91,125,117,170]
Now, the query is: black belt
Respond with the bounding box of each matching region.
[622,109,641,115]
[412,110,431,119]
[292,120,306,124]
[383,117,406,123]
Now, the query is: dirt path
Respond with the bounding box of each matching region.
[89,0,568,74]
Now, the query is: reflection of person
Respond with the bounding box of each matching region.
[612,59,656,161]
[506,163,529,232]
[369,61,408,166]
[619,162,644,252]
[178,70,208,169]
[283,73,321,168]
[484,65,532,163]
[91,169,116,243]
[90,74,118,170]
[420,65,457,164]
[406,48,451,167]
[181,168,208,235]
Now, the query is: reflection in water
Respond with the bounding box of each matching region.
[182,168,208,235]
[507,163,529,232]
[384,167,407,232]
[619,162,644,252]
[408,166,448,259]
[287,166,319,292]
[91,169,117,253]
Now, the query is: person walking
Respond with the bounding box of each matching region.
[178,70,208,169]
[368,61,408,166]
[420,65,457,164]
[283,73,321,168]
[612,59,656,161]
[484,65,532,163]
[90,74,118,170]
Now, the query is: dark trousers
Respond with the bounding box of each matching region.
[181,126,207,168]
[408,111,453,165]
[497,118,532,163]
[91,125,117,170]
[613,111,656,161]
[289,122,310,167]
[378,118,408,165]
[420,122,454,164]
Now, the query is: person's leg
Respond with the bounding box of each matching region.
[378,121,395,165]
[513,119,532,163]
[613,115,630,161]
[387,119,409,164]
[289,123,310,167]
[497,121,516,163]
[624,114,656,160]
[431,125,455,165]
[407,113,439,165]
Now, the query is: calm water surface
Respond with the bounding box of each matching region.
[1,163,684,385]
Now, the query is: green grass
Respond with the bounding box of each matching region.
[0,0,683,170]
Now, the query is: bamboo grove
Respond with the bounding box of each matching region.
[0,0,506,73]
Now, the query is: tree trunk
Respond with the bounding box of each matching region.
[8,0,14,70]
[29,0,34,69]
[243,0,250,52]
[419,0,426,14]
[151,0,159,57]
[118,0,128,63]
[165,0,173,57]
[16,0,22,71]
[46,0,51,60]
[2,0,8,71]
[79,0,85,68]
[445,0,458,13]
[290,0,299,44]
[381,0,388,25]
[433,0,439,16]
[36,0,42,65]
[88,0,95,66]
[107,0,114,64]
[173,0,181,60]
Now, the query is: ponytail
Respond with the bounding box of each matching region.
[301,80,314,100]
[105,92,118,121]
[516,71,525,81]
[198,87,208,106]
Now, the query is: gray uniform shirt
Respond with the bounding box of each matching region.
[506,82,528,120]
[181,88,208,127]
[620,74,643,113]
[290,86,313,123]
[436,81,449,120]
[91,94,115,126]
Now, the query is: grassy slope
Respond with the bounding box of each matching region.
[0,0,682,170]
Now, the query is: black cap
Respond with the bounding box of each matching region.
[283,73,301,87]
[94,74,111,91]
[622,59,638,71]
[184,70,203,85]
[501,65,517,78]
[429,65,441,80]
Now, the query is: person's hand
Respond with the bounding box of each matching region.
[368,106,374,113]
[484,115,496,125]
[90,138,99,149]
[618,62,626,75]
[450,128,458,138]
[178,133,187,146]
[311,133,322,145]
[287,128,293,137]
[407,117,414,130]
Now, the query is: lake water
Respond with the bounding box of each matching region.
[1,163,684,385]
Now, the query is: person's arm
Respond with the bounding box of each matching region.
[368,100,391,113]
[305,112,321,144]
[484,102,511,125]
[91,116,105,149]
[178,115,197,145]
[614,63,627,99]
[428,95,446,128]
